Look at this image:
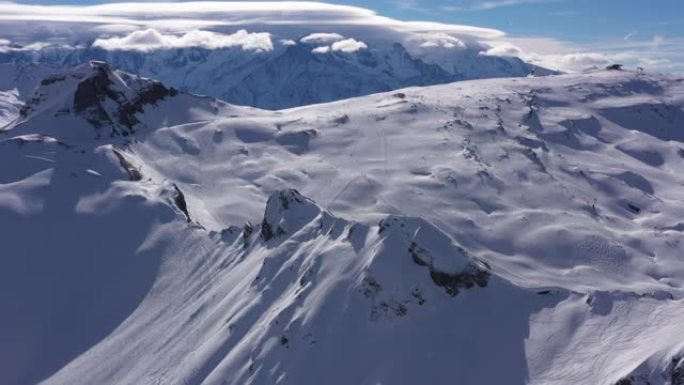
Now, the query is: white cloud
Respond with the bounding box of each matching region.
[312,46,330,54]
[484,37,633,72]
[0,1,505,41]
[408,32,467,50]
[527,52,613,72]
[93,24,141,34]
[331,38,367,52]
[0,37,53,53]
[308,37,367,54]
[300,33,344,44]
[483,42,523,57]
[506,35,684,73]
[0,39,10,53]
[0,1,679,74]
[402,33,480,71]
[92,29,273,52]
[477,0,561,10]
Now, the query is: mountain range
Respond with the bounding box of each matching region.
[0,37,552,109]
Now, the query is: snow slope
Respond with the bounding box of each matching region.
[0,90,20,127]
[2,63,684,385]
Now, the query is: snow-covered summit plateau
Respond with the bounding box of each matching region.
[1,62,684,385]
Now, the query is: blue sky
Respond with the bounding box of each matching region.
[7,0,684,72]
[14,0,683,43]
[378,0,684,72]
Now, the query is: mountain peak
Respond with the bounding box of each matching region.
[261,188,322,241]
[18,61,178,138]
[376,215,490,296]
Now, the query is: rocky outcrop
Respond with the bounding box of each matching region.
[379,215,490,297]
[19,61,178,138]
[172,183,191,222]
[260,189,321,241]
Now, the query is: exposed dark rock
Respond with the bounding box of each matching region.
[299,269,314,287]
[394,303,408,316]
[116,82,177,130]
[19,95,43,118]
[673,357,684,385]
[172,183,191,222]
[242,223,254,249]
[371,300,409,320]
[112,149,142,181]
[409,241,490,297]
[361,275,382,298]
[627,203,641,214]
[411,288,426,305]
[261,220,275,241]
[73,62,124,131]
[522,147,547,172]
[76,63,177,134]
[23,61,178,137]
[408,242,429,266]
[278,191,292,210]
[260,189,319,242]
[40,75,66,86]
[332,114,350,124]
[614,371,652,385]
[429,267,489,297]
[378,216,405,234]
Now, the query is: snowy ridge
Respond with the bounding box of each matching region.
[2,64,684,385]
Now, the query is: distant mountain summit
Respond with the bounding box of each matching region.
[220,42,457,109]
[0,38,553,109]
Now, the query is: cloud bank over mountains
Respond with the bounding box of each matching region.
[92,29,274,52]
[0,1,671,73]
[0,1,503,40]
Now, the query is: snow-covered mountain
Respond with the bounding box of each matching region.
[2,62,684,385]
[0,90,20,127]
[0,37,550,109]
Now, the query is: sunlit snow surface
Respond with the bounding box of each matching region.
[1,63,684,385]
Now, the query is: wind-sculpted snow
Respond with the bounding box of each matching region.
[2,64,684,385]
